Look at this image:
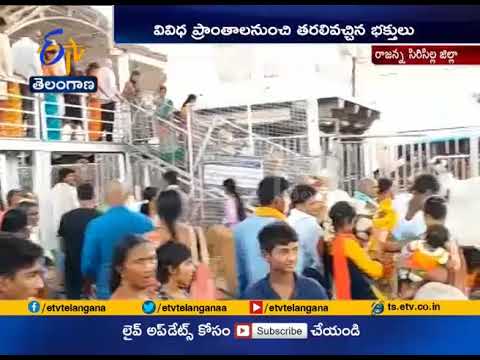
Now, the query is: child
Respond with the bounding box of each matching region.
[372,178,398,233]
[398,224,450,298]
[367,178,398,266]
[328,201,384,300]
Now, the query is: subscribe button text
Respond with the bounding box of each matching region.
[235,323,308,339]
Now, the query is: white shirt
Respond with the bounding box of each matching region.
[11,37,42,81]
[392,192,426,241]
[96,66,118,103]
[437,172,455,199]
[316,189,353,210]
[50,182,79,249]
[0,33,13,79]
[445,176,480,248]
[0,33,13,100]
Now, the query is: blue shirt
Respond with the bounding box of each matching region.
[81,206,154,299]
[233,215,304,296]
[288,209,323,274]
[242,274,328,300]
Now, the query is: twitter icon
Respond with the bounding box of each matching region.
[142,300,156,314]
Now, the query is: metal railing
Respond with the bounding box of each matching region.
[0,77,40,139]
[0,76,132,144]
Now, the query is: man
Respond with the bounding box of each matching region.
[163,170,190,222]
[392,174,440,241]
[430,157,455,201]
[58,183,100,299]
[81,180,154,299]
[353,178,379,216]
[242,222,328,300]
[97,59,121,142]
[17,200,40,245]
[0,234,44,299]
[11,32,43,138]
[288,184,324,277]
[234,176,290,295]
[50,168,79,251]
[306,168,352,210]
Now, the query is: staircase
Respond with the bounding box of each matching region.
[124,99,313,224]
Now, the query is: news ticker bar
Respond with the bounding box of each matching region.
[114,5,480,44]
[372,45,480,65]
[1,300,479,316]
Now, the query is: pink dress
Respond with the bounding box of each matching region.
[223,196,240,228]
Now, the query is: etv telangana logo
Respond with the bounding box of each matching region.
[39,28,86,75]
[30,28,96,94]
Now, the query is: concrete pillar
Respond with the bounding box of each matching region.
[5,152,20,190]
[116,53,130,93]
[470,135,479,178]
[32,150,53,251]
[0,153,8,203]
[306,98,321,157]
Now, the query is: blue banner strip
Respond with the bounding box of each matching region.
[114,5,480,44]
[0,316,478,354]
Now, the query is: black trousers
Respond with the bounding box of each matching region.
[64,258,82,299]
[101,101,115,142]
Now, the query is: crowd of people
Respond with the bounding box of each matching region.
[0,161,478,301]
[0,20,197,143]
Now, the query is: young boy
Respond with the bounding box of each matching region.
[0,234,45,299]
[241,222,328,300]
[398,224,450,298]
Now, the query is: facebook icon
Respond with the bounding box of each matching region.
[28,300,40,314]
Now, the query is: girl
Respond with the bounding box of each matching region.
[156,241,195,299]
[140,186,159,217]
[146,190,196,251]
[146,190,214,299]
[222,178,246,228]
[179,94,197,124]
[328,201,384,300]
[110,235,159,300]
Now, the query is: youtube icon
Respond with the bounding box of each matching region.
[234,323,252,339]
[249,300,263,314]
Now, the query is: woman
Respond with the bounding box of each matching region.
[179,94,197,123]
[156,241,195,299]
[0,208,29,239]
[222,178,246,228]
[140,186,159,217]
[110,234,159,300]
[147,190,209,261]
[42,41,66,141]
[328,201,384,300]
[122,70,140,103]
[146,190,195,249]
[85,62,102,141]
